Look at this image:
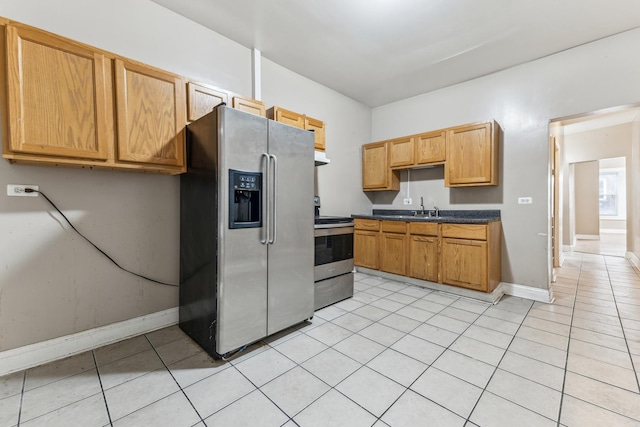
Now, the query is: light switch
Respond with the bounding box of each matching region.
[518,197,533,204]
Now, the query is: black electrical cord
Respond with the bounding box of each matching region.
[25,188,179,287]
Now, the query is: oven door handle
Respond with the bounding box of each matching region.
[314,226,354,237]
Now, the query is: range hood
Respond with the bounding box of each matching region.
[315,150,330,166]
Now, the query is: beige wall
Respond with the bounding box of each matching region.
[0,0,371,351]
[574,161,600,237]
[562,123,632,247]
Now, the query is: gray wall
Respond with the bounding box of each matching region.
[0,0,371,351]
[574,161,600,237]
[371,27,640,289]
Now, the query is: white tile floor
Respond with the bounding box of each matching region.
[2,251,640,426]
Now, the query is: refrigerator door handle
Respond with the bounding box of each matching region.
[260,153,270,244]
[268,154,278,244]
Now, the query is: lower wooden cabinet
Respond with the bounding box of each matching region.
[354,218,501,293]
[380,221,407,275]
[441,238,488,291]
[409,235,439,282]
[440,222,501,292]
[354,219,380,269]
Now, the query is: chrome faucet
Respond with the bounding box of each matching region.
[419,197,425,215]
[433,206,440,217]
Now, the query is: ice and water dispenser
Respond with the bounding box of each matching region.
[229,169,262,229]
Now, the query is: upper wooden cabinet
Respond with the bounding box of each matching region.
[114,59,186,168]
[304,116,326,151]
[416,130,446,166]
[268,106,304,128]
[445,121,499,187]
[267,106,326,152]
[233,96,266,117]
[1,20,187,174]
[389,130,447,170]
[388,136,415,168]
[3,23,112,162]
[187,82,228,122]
[362,141,400,191]
[363,121,499,190]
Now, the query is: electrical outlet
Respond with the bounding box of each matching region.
[7,184,39,197]
[403,198,412,205]
[518,197,532,204]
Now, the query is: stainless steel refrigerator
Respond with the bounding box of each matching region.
[179,105,314,358]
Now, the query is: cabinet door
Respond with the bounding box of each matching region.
[232,96,266,117]
[5,24,111,160]
[389,136,415,169]
[409,235,439,282]
[380,232,407,275]
[416,130,446,165]
[445,121,496,187]
[441,238,488,291]
[362,142,399,190]
[114,59,186,169]
[187,82,228,122]
[354,230,379,269]
[273,108,304,128]
[304,116,325,151]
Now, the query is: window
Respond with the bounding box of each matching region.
[598,165,625,218]
[599,172,617,216]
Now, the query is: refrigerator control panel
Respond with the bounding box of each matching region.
[229,169,262,229]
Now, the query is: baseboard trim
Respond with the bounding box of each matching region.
[501,282,554,303]
[576,234,600,240]
[562,244,574,252]
[0,307,178,377]
[628,252,640,272]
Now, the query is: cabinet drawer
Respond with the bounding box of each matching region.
[381,220,407,233]
[441,223,486,240]
[409,222,438,236]
[354,219,380,231]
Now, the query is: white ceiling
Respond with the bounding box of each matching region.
[151,0,640,107]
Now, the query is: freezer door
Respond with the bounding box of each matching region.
[217,107,269,355]
[266,120,315,334]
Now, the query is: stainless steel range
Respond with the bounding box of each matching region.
[314,197,354,310]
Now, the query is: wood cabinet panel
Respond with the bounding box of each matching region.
[114,59,185,169]
[416,130,446,165]
[441,223,486,240]
[445,121,498,187]
[409,222,438,236]
[380,232,407,275]
[409,235,439,282]
[441,238,488,291]
[5,24,111,160]
[381,220,407,234]
[355,218,380,231]
[232,96,266,117]
[389,136,415,168]
[355,230,379,269]
[362,141,400,191]
[267,106,304,128]
[187,82,228,122]
[304,116,325,151]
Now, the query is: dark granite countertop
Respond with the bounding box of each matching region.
[351,209,501,224]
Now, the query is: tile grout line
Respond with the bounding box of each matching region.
[142,334,207,425]
[462,298,566,425]
[15,370,26,427]
[605,256,640,394]
[92,350,114,427]
[555,252,581,427]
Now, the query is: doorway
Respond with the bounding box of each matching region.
[550,106,639,268]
